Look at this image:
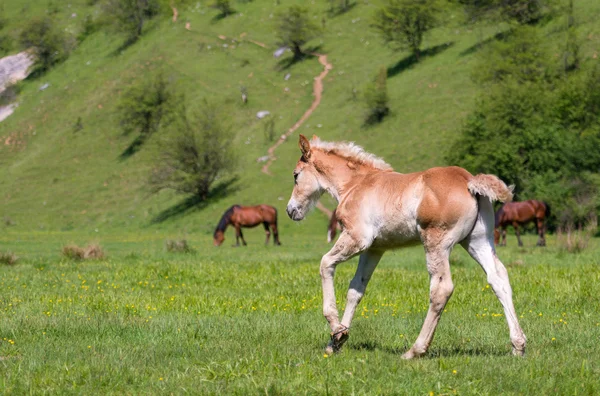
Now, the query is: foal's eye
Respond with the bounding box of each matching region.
[293,172,299,184]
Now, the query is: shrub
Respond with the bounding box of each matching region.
[0,251,18,266]
[118,73,181,156]
[102,0,160,44]
[166,239,194,253]
[263,115,276,142]
[149,101,237,200]
[364,66,389,125]
[62,243,105,260]
[372,0,440,60]
[274,6,321,60]
[557,217,597,253]
[19,17,71,73]
[211,0,235,17]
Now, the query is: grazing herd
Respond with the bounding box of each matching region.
[212,135,555,358]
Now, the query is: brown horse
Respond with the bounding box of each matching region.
[213,205,281,247]
[494,200,550,247]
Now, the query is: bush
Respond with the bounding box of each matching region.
[372,0,440,60]
[211,0,235,17]
[364,66,389,125]
[19,17,72,73]
[148,100,237,200]
[458,0,546,24]
[274,6,321,60]
[557,217,597,253]
[102,0,160,44]
[118,73,181,155]
[166,239,194,253]
[0,251,18,266]
[62,244,106,260]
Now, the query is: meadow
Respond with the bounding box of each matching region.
[1,231,599,394]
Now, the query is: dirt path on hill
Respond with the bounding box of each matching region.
[260,54,335,220]
[261,54,332,175]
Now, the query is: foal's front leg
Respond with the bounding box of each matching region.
[320,232,364,354]
[402,247,454,359]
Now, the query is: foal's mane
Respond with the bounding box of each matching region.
[310,138,393,171]
[214,205,240,235]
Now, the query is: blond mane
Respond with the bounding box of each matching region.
[310,137,393,171]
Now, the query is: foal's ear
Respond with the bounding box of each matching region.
[299,134,311,159]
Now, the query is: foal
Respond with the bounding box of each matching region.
[286,135,526,358]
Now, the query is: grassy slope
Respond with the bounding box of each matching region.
[0,0,597,238]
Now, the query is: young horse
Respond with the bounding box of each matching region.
[327,208,340,243]
[286,135,526,358]
[495,200,550,247]
[213,205,281,247]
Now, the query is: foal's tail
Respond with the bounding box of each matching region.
[468,174,514,203]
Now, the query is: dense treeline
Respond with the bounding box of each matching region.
[447,22,600,228]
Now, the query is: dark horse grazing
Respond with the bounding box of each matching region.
[214,205,281,246]
[495,200,550,247]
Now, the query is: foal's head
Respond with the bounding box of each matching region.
[286,135,325,221]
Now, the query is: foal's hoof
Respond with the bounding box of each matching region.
[401,348,426,360]
[512,346,526,357]
[325,328,349,355]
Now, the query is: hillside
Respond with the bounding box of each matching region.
[1,0,599,239]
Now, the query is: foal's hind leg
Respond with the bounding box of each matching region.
[402,244,454,359]
[461,199,526,356]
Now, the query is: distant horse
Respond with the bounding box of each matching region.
[286,135,526,358]
[327,208,341,243]
[494,200,550,247]
[213,205,281,247]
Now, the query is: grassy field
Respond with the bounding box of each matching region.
[1,232,599,394]
[1,1,600,394]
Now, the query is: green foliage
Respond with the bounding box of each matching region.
[327,0,354,15]
[457,0,546,24]
[448,27,600,227]
[0,33,13,56]
[472,27,556,85]
[118,73,180,152]
[364,66,390,125]
[102,0,160,44]
[562,0,579,72]
[274,5,321,59]
[372,0,439,59]
[149,101,237,200]
[19,17,71,73]
[263,115,276,142]
[211,0,235,17]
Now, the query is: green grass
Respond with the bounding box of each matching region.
[1,232,599,393]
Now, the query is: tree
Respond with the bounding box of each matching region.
[211,0,235,17]
[19,17,71,72]
[275,6,321,60]
[118,73,180,157]
[103,0,160,45]
[372,0,439,60]
[149,102,237,200]
[457,0,545,24]
[364,66,390,125]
